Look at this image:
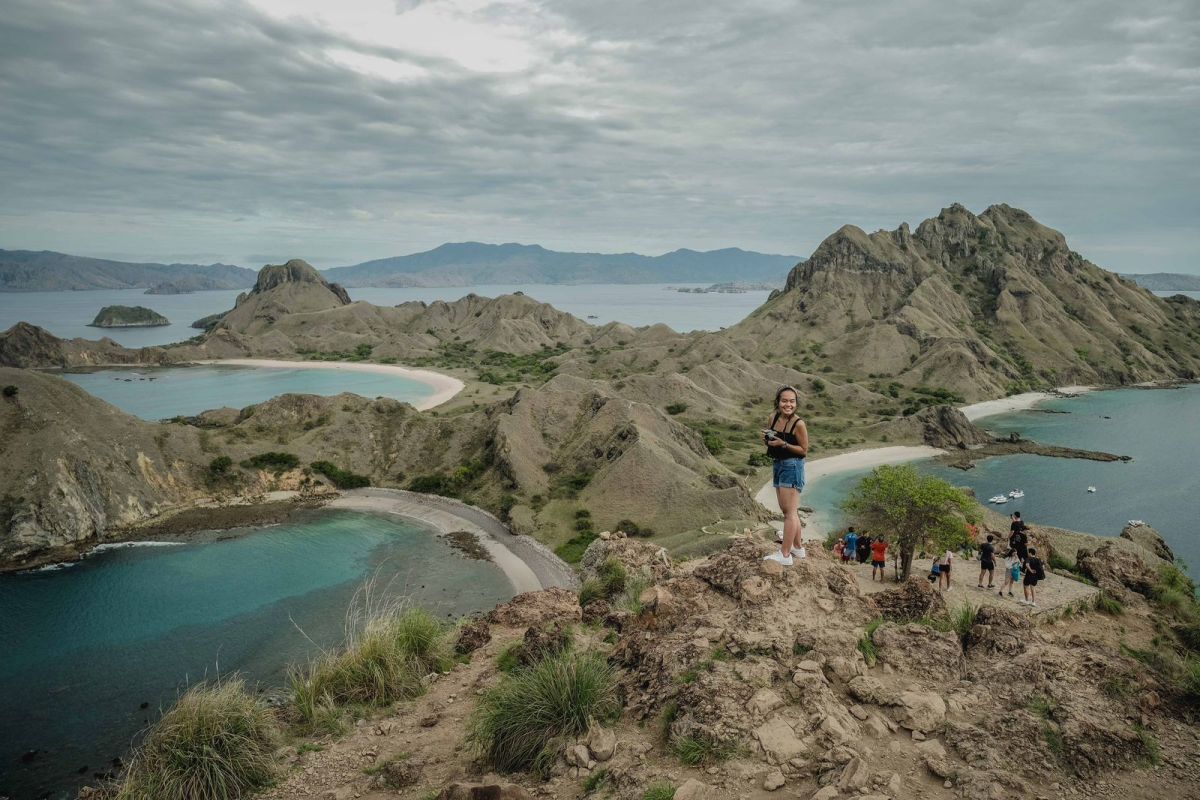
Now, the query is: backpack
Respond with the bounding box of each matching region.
[1031,557,1046,580]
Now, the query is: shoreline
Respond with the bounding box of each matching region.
[7,489,577,594]
[754,384,1102,540]
[191,358,465,410]
[326,488,577,594]
[959,385,1095,421]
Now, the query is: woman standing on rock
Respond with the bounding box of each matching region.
[763,385,809,566]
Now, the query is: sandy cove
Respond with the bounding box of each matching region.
[327,488,578,595]
[192,358,464,410]
[960,384,1095,421]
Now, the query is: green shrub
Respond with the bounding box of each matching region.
[1095,592,1124,616]
[616,519,655,537]
[947,603,979,644]
[657,700,679,742]
[1048,551,1073,572]
[311,460,371,489]
[665,403,688,415]
[613,571,651,615]
[289,607,450,725]
[116,678,277,800]
[701,433,724,455]
[578,578,606,608]
[2,385,17,398]
[643,785,676,800]
[555,531,598,564]
[408,473,451,495]
[1154,587,1188,611]
[1135,724,1162,766]
[583,767,610,792]
[599,558,627,596]
[208,455,233,475]
[673,734,744,765]
[574,509,592,520]
[468,651,617,774]
[496,641,524,674]
[747,452,772,466]
[241,451,299,472]
[857,618,884,666]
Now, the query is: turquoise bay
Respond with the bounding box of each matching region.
[57,364,435,419]
[807,383,1200,577]
[0,510,514,800]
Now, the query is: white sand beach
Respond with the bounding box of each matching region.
[327,488,577,595]
[755,445,946,540]
[960,385,1095,421]
[193,358,464,410]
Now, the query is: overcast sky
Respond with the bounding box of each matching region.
[1,0,1197,272]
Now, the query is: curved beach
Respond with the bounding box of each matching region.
[193,358,465,410]
[327,487,578,595]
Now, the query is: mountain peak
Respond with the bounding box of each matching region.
[252,259,351,305]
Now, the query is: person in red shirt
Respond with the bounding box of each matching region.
[870,536,889,582]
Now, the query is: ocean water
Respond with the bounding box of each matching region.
[805,384,1200,578]
[0,283,770,347]
[0,510,513,800]
[56,364,435,419]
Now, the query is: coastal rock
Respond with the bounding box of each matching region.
[1075,543,1158,601]
[899,404,992,449]
[1119,523,1174,563]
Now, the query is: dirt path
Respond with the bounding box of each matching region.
[845,555,1099,616]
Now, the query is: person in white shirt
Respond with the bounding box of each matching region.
[938,549,954,591]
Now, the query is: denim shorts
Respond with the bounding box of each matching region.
[772,457,806,491]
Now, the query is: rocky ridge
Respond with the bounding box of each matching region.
[230,534,1197,800]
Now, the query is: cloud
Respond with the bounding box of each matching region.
[0,0,1196,272]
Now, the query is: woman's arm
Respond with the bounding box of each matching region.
[790,420,809,457]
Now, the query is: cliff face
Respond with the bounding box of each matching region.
[727,204,1200,400]
[0,368,207,568]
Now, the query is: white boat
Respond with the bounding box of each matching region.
[988,495,1009,504]
[1008,490,1025,498]
[1087,486,1097,493]
[1128,519,1145,526]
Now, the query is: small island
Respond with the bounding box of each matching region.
[88,305,171,328]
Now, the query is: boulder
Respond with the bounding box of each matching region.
[969,605,1032,657]
[585,720,618,762]
[872,622,962,678]
[516,621,572,667]
[810,788,840,800]
[579,537,673,583]
[871,577,947,622]
[895,691,947,733]
[674,778,716,800]
[848,676,897,705]
[748,688,786,717]
[754,718,808,764]
[837,756,870,790]
[377,757,423,788]
[488,588,581,626]
[454,619,491,655]
[763,770,786,791]
[1075,543,1158,601]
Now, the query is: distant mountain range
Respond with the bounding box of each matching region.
[1121,272,1200,291]
[0,250,257,292]
[322,242,801,287]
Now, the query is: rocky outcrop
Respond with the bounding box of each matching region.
[895,404,992,449]
[1075,542,1159,601]
[870,577,947,621]
[0,323,174,368]
[211,259,352,338]
[1120,523,1174,563]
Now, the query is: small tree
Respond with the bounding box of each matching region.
[841,465,978,580]
[2,385,16,398]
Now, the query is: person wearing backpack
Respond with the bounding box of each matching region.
[1022,547,1047,607]
[1008,513,1029,565]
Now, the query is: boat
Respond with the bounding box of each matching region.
[988,495,1009,504]
[1128,519,1145,527]
[1008,490,1025,498]
[1087,486,1097,493]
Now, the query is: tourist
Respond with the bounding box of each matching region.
[1022,547,1046,607]
[870,536,888,582]
[938,548,954,591]
[999,554,1021,598]
[762,385,808,566]
[977,534,997,589]
[843,527,858,564]
[833,538,845,560]
[1008,513,1029,565]
[857,532,872,564]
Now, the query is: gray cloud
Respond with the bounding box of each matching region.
[0,0,1196,272]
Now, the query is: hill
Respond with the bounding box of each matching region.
[322,242,801,287]
[1122,272,1200,291]
[0,249,256,292]
[722,204,1200,400]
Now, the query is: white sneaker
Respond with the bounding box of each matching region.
[764,551,794,566]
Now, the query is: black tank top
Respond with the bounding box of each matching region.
[767,412,804,461]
